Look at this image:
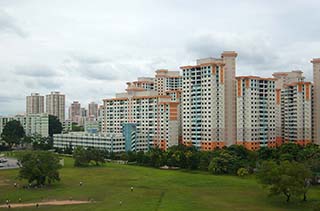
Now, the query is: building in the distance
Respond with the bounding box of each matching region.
[103,70,181,151]
[311,58,320,145]
[180,51,237,150]
[280,82,312,146]
[26,93,44,114]
[46,91,65,122]
[272,70,313,146]
[272,71,305,89]
[62,120,73,133]
[68,101,81,123]
[88,102,98,119]
[236,76,277,150]
[53,132,125,152]
[0,113,49,137]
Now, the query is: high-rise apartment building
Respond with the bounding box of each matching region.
[46,91,65,122]
[272,70,314,146]
[236,76,277,150]
[88,102,98,118]
[281,82,312,145]
[26,93,44,114]
[68,101,81,122]
[312,58,320,144]
[155,69,181,95]
[180,51,237,150]
[103,70,181,151]
[273,71,305,145]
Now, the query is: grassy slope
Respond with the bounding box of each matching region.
[0,157,319,211]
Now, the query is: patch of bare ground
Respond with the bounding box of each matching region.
[0,200,91,208]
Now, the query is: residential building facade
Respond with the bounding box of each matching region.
[0,113,49,137]
[26,93,44,114]
[180,51,237,150]
[53,132,125,152]
[280,82,312,145]
[46,91,65,122]
[236,76,277,150]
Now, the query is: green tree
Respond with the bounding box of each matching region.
[237,167,249,177]
[208,150,238,174]
[71,123,84,132]
[199,151,212,171]
[73,147,90,167]
[73,147,105,167]
[18,151,61,186]
[87,147,105,166]
[279,143,301,161]
[1,120,25,148]
[136,151,145,164]
[49,115,62,137]
[257,147,278,161]
[29,134,53,150]
[257,160,312,202]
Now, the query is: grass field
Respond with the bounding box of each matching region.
[0,157,319,211]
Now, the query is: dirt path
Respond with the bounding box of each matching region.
[0,200,91,208]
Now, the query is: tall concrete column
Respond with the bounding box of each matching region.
[221,51,237,146]
[312,58,320,144]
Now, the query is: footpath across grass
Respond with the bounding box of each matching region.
[0,157,319,211]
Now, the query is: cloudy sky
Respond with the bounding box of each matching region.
[0,0,319,115]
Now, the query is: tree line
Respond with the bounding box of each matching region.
[110,143,320,203]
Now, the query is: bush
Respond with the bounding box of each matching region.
[237,167,249,177]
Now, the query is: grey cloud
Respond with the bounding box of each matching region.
[24,78,61,90]
[14,65,59,77]
[0,9,27,37]
[63,54,142,81]
[0,95,23,103]
[186,33,279,66]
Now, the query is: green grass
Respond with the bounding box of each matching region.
[0,157,319,211]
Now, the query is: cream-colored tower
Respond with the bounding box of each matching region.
[312,58,320,144]
[221,51,237,146]
[26,93,44,114]
[46,91,65,122]
[180,51,237,150]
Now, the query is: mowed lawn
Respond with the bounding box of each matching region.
[0,157,319,211]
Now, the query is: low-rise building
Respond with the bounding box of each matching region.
[53,132,125,152]
[0,113,49,137]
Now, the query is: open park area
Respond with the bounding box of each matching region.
[0,157,319,211]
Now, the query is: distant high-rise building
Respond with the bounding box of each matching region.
[312,58,320,145]
[26,93,44,114]
[81,107,87,117]
[68,101,81,122]
[46,91,65,122]
[88,102,98,118]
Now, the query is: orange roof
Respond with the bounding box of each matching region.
[284,81,312,87]
[311,58,320,63]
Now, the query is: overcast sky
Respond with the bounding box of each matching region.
[0,0,319,115]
